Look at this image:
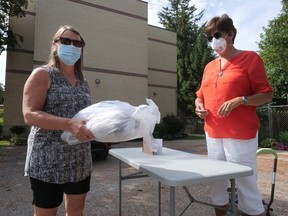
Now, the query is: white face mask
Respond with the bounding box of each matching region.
[211,37,227,54]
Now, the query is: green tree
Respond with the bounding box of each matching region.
[258,0,288,103]
[181,26,215,114]
[158,0,215,116]
[0,0,29,55]
[0,83,4,104]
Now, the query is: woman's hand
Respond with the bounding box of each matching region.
[195,98,209,119]
[68,119,95,142]
[217,97,243,117]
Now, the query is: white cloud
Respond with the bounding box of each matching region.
[146,0,282,51]
[0,0,282,84]
[147,0,169,27]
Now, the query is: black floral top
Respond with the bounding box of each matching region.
[24,66,92,184]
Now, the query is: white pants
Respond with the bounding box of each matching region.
[205,132,265,215]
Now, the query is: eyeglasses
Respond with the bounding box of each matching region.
[206,32,222,42]
[55,37,85,48]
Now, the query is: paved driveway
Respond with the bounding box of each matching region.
[0,139,287,215]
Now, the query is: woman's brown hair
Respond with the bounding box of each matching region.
[205,14,237,44]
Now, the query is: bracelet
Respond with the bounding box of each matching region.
[243,96,249,105]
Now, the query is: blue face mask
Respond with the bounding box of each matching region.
[57,44,81,65]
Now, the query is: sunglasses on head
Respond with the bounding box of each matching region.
[206,32,222,42]
[55,37,85,48]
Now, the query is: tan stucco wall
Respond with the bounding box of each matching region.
[3,0,176,136]
[33,0,148,106]
[148,26,177,117]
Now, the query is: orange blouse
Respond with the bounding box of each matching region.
[196,51,272,139]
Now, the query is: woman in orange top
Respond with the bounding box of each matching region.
[195,14,272,216]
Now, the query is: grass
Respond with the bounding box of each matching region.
[0,140,11,147]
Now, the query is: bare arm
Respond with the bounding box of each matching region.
[22,67,69,130]
[242,92,273,106]
[22,67,94,141]
[217,91,273,117]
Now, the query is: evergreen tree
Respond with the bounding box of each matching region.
[158,0,215,116]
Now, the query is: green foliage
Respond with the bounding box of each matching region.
[10,134,27,145]
[153,124,169,139]
[279,131,288,145]
[153,113,186,139]
[0,83,4,104]
[0,107,3,137]
[162,113,185,134]
[258,0,288,102]
[0,0,29,54]
[158,0,215,116]
[259,138,276,149]
[0,140,11,147]
[9,125,27,145]
[0,106,3,122]
[259,134,288,151]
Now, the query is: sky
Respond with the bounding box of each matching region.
[0,0,283,85]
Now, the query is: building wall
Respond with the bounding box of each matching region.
[3,0,176,136]
[148,25,177,117]
[3,2,36,136]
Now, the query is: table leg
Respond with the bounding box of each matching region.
[158,182,161,216]
[119,160,122,216]
[170,186,175,216]
[230,179,236,215]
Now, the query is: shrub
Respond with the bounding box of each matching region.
[162,113,185,135]
[0,107,3,118]
[10,135,27,145]
[9,126,27,145]
[153,113,186,140]
[259,138,276,149]
[153,124,168,139]
[279,131,288,146]
[0,107,3,137]
[10,125,26,135]
[274,142,286,150]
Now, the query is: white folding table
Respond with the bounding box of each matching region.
[109,147,253,216]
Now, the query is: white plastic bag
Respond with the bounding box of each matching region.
[61,99,161,152]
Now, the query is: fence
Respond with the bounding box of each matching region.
[184,104,288,142]
[258,104,288,141]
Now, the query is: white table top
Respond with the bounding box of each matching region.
[109,147,253,187]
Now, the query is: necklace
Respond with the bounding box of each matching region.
[218,58,223,77]
[214,58,223,88]
[215,49,239,87]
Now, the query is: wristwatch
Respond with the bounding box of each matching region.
[243,96,249,105]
